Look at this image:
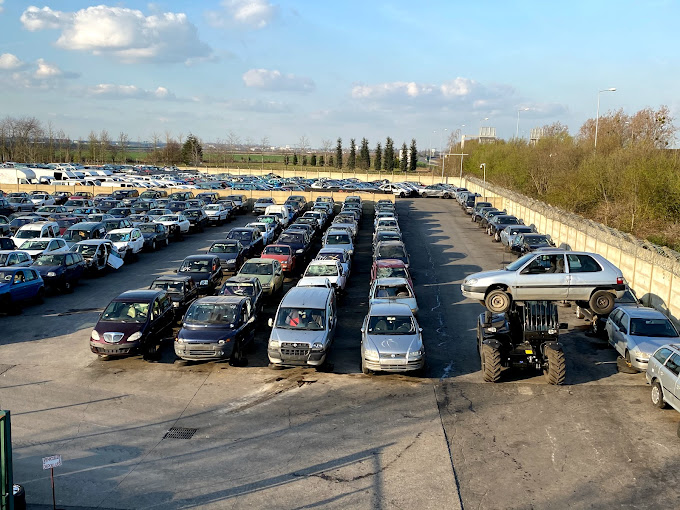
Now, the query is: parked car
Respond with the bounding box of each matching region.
[90,290,175,359]
[0,197,15,217]
[19,237,68,259]
[62,221,108,248]
[71,239,123,274]
[374,240,410,268]
[472,206,497,223]
[478,209,507,230]
[102,217,133,232]
[208,240,247,274]
[373,229,402,247]
[219,275,264,316]
[175,296,256,364]
[462,250,626,314]
[226,228,264,258]
[204,203,230,225]
[512,233,556,254]
[237,258,284,297]
[0,215,9,236]
[7,196,35,212]
[35,205,68,218]
[177,255,223,294]
[369,277,419,315]
[108,207,132,218]
[261,244,296,273]
[149,275,198,315]
[371,259,413,288]
[246,222,276,245]
[646,343,680,413]
[0,250,32,268]
[322,229,355,256]
[315,247,352,278]
[105,228,144,260]
[195,191,219,204]
[32,251,86,293]
[605,306,680,372]
[169,191,193,201]
[500,225,535,251]
[419,184,454,199]
[138,222,169,250]
[13,221,60,248]
[361,303,424,375]
[276,230,312,262]
[0,237,17,250]
[253,197,276,215]
[487,215,523,241]
[225,194,247,214]
[0,267,45,312]
[184,208,209,232]
[156,214,191,238]
[577,284,641,337]
[303,259,346,291]
[267,286,337,369]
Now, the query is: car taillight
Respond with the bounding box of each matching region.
[617,277,624,285]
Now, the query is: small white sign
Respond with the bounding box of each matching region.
[42,455,62,470]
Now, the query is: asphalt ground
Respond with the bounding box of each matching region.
[1,198,679,509]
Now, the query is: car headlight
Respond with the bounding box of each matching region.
[91,330,100,341]
[172,301,179,307]
[296,249,304,254]
[466,278,478,285]
[226,259,236,264]
[269,339,280,348]
[409,349,423,359]
[312,342,324,350]
[47,271,57,277]
[128,332,142,342]
[364,348,379,361]
[200,279,209,286]
[262,283,272,289]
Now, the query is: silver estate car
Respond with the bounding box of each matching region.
[646,343,680,413]
[361,303,424,374]
[605,306,680,372]
[462,250,625,314]
[369,277,418,315]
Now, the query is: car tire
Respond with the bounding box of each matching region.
[543,346,566,385]
[361,358,371,375]
[229,341,247,366]
[35,287,45,304]
[651,380,668,409]
[494,232,501,242]
[617,353,638,374]
[152,241,156,251]
[481,344,502,382]
[589,290,615,315]
[443,193,450,199]
[485,289,512,314]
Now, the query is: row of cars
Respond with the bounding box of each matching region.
[453,187,680,415]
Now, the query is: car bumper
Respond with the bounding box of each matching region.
[630,356,650,371]
[175,342,233,360]
[90,341,139,356]
[363,357,424,372]
[461,285,486,300]
[268,348,326,366]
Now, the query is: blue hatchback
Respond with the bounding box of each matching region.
[0,267,45,312]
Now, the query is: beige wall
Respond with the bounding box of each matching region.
[457,176,680,325]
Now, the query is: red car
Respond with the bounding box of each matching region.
[261,244,296,273]
[370,259,413,289]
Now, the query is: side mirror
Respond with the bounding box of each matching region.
[268,318,274,328]
[360,327,365,333]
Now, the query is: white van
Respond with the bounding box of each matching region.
[264,205,293,227]
[267,286,337,368]
[12,221,60,248]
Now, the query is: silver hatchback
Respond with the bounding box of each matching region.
[646,343,680,413]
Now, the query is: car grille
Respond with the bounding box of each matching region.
[188,349,216,357]
[379,352,407,359]
[92,346,130,354]
[103,332,124,343]
[280,342,310,357]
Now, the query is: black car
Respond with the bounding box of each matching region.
[0,237,17,250]
[51,192,72,205]
[226,228,264,258]
[184,208,209,232]
[32,252,86,293]
[98,199,120,212]
[513,233,556,255]
[108,207,132,218]
[174,296,256,363]
[169,191,194,201]
[478,209,506,229]
[0,215,9,236]
[90,289,174,359]
[293,217,320,237]
[472,206,497,223]
[111,189,139,201]
[220,275,264,316]
[0,197,15,217]
[208,240,247,274]
[168,201,189,213]
[149,275,199,315]
[487,215,523,241]
[177,255,223,294]
[138,223,169,250]
[276,230,312,262]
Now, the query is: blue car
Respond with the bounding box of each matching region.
[32,252,86,293]
[0,267,45,312]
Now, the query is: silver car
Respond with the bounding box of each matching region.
[646,343,680,413]
[361,303,424,374]
[605,306,680,372]
[369,277,418,315]
[500,225,535,251]
[462,249,625,314]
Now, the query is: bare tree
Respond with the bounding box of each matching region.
[100,129,111,163]
[118,132,129,164]
[227,131,240,164]
[151,132,160,165]
[260,135,269,169]
[47,121,55,162]
[88,131,98,163]
[321,139,332,167]
[298,135,310,155]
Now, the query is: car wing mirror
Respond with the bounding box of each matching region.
[267,318,274,328]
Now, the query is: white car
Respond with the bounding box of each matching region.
[30,193,55,207]
[13,238,68,260]
[315,247,351,278]
[204,204,230,225]
[303,259,347,291]
[246,222,276,245]
[105,228,145,257]
[156,214,191,233]
[297,276,333,289]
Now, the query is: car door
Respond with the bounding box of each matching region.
[512,254,569,300]
[616,312,631,356]
[660,353,680,409]
[12,270,31,301]
[565,254,605,300]
[63,253,75,282]
[273,261,283,290]
[606,309,623,349]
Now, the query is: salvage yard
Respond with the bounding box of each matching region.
[1,198,679,509]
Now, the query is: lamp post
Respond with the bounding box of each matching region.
[480,163,486,200]
[516,108,530,138]
[595,87,616,149]
[440,128,447,182]
[452,152,469,185]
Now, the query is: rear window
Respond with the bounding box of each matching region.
[567,254,601,273]
[653,347,674,364]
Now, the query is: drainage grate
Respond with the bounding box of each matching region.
[164,427,197,439]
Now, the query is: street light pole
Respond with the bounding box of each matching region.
[451,152,468,184]
[595,87,616,149]
[440,128,447,182]
[516,108,530,138]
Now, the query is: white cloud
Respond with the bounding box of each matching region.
[0,53,24,70]
[242,69,314,93]
[207,0,278,29]
[85,84,177,100]
[35,58,62,78]
[20,5,212,64]
[0,0,5,14]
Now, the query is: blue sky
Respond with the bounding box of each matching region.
[0,0,678,150]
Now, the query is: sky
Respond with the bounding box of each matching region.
[0,0,679,150]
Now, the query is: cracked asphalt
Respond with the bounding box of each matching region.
[2,197,679,509]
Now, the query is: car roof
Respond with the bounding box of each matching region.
[76,239,112,245]
[194,295,248,306]
[280,286,332,307]
[113,290,164,301]
[183,254,217,261]
[0,250,30,255]
[375,258,407,267]
[243,257,272,264]
[153,275,193,283]
[225,275,259,284]
[368,302,413,316]
[617,306,671,319]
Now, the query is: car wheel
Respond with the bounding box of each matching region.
[589,290,615,315]
[485,289,511,313]
[481,344,502,382]
[543,345,566,385]
[229,341,247,366]
[494,233,501,242]
[399,192,405,198]
[361,358,371,375]
[35,287,45,304]
[443,193,450,199]
[651,380,668,409]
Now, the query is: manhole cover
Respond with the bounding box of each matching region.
[164,427,197,439]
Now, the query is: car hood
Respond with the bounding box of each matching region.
[178,270,212,282]
[630,336,678,356]
[94,321,147,338]
[464,269,509,283]
[270,328,327,345]
[365,333,421,354]
[370,296,418,310]
[242,273,273,285]
[34,264,62,274]
[141,232,158,239]
[262,254,290,263]
[178,324,238,343]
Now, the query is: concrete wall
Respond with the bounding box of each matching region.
[456,176,680,325]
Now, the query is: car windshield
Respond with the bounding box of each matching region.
[374,284,412,298]
[15,230,41,239]
[378,245,406,258]
[317,252,344,262]
[505,253,535,271]
[263,245,290,256]
[510,228,532,235]
[210,243,239,254]
[21,240,51,250]
[368,315,415,334]
[100,301,149,323]
[158,216,177,222]
[240,262,272,275]
[378,220,398,228]
[377,267,407,279]
[205,205,220,210]
[229,231,252,241]
[276,307,325,330]
[223,283,254,296]
[629,318,679,337]
[149,209,166,215]
[526,235,550,244]
[306,264,338,276]
[139,224,158,233]
[180,260,210,272]
[73,244,98,256]
[107,232,130,242]
[497,217,520,225]
[279,234,303,243]
[184,302,238,325]
[185,210,200,217]
[34,254,66,266]
[325,234,350,244]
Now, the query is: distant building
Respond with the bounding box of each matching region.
[460,126,497,148]
[530,128,544,145]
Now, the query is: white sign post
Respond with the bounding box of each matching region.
[42,455,62,510]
